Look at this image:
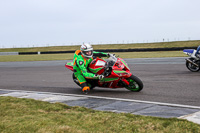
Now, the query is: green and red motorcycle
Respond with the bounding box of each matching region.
[65,54,143,92]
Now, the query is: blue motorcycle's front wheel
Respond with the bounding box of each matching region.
[125,75,143,92]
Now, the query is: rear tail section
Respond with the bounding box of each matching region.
[183,49,196,57]
[183,49,194,54]
[65,62,73,71]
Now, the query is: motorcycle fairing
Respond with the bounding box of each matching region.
[89,67,104,73]
[65,62,73,71]
[89,58,105,74]
[183,49,197,58]
[119,58,130,70]
[99,77,119,82]
[183,49,194,54]
[113,70,129,76]
[98,78,121,88]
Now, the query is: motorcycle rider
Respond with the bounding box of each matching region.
[73,43,111,93]
[195,45,200,58]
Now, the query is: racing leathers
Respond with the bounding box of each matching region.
[73,50,109,91]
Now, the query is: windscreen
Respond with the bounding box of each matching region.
[106,56,117,67]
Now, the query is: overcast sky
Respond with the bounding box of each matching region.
[0,0,200,48]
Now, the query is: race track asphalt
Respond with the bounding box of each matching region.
[0,57,200,106]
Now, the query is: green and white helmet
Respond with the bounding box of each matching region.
[80,43,93,58]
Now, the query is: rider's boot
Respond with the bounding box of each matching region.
[82,86,90,94]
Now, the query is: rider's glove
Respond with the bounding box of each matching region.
[94,74,104,80]
[98,75,104,80]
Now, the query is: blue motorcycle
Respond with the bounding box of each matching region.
[183,49,200,72]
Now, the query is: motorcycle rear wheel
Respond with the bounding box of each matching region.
[125,75,143,92]
[186,58,200,72]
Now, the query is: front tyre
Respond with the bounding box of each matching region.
[186,58,200,72]
[125,75,143,92]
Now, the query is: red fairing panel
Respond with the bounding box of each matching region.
[89,58,106,69]
[65,64,73,71]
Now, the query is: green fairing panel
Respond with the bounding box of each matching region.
[89,67,103,73]
[120,59,129,69]
[100,78,119,82]
[113,70,127,74]
[67,62,73,66]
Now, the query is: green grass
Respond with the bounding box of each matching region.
[115,51,187,58]
[0,51,187,62]
[0,96,199,133]
[0,40,200,52]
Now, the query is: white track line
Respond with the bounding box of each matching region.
[1,88,200,109]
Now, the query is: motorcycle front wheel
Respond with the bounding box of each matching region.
[186,58,200,72]
[125,75,143,92]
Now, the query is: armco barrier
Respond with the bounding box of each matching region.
[0,52,19,55]
[18,52,38,55]
[17,47,196,55]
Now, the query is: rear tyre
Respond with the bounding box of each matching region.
[125,75,143,92]
[186,58,200,72]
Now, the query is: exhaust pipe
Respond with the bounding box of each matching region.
[186,59,199,67]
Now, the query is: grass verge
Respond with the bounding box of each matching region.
[0,96,199,133]
[0,51,187,62]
